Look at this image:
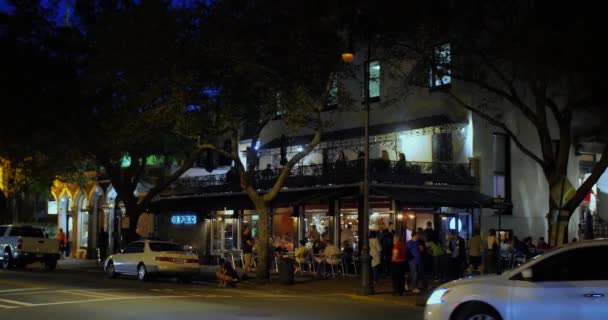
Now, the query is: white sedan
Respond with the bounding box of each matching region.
[424,239,608,320]
[104,240,200,282]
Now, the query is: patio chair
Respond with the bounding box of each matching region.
[326,254,344,278]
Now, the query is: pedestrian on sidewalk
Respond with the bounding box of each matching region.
[56,228,67,259]
[426,234,444,281]
[484,229,499,274]
[448,230,466,279]
[97,230,108,263]
[407,231,423,293]
[242,226,254,273]
[390,234,407,295]
[468,229,482,273]
[381,227,394,275]
[369,230,381,284]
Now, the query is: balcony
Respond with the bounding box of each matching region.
[165,160,475,196]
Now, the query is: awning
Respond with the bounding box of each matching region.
[153,184,360,212]
[371,184,493,208]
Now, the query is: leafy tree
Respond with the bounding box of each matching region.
[186,0,346,279]
[373,1,608,245]
[69,1,201,243]
[0,1,86,223]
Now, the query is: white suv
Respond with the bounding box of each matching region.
[424,239,608,320]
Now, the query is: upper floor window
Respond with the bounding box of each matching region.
[430,43,451,88]
[493,133,510,201]
[325,75,338,110]
[367,60,381,101]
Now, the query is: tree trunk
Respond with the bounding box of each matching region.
[547,209,570,247]
[122,202,142,249]
[253,199,270,280]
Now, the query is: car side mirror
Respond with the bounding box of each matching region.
[521,268,533,280]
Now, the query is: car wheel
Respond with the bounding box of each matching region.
[454,303,502,320]
[106,261,118,279]
[44,258,57,271]
[137,263,148,281]
[2,250,12,269]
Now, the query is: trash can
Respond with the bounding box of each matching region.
[278,256,294,285]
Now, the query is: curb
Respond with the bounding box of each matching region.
[344,293,422,307]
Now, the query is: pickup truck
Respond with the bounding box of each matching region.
[0,225,61,270]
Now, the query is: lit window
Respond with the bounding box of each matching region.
[367,60,380,100]
[326,75,338,108]
[430,43,451,88]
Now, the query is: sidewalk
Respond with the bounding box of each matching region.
[56,258,102,272]
[198,265,430,307]
[54,259,429,307]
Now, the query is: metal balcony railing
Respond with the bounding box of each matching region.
[166,160,474,195]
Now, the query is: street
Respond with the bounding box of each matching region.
[0,264,424,320]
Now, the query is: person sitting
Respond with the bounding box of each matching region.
[323,240,342,277]
[294,240,309,274]
[262,164,274,180]
[217,260,239,288]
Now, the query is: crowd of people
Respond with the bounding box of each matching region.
[216,220,556,293]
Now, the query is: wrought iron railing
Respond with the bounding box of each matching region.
[166,160,474,195]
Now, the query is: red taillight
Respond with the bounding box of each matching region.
[17,238,22,250]
[154,257,174,262]
[186,259,199,264]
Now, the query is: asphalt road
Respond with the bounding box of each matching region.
[0,265,424,320]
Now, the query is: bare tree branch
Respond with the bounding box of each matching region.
[263,110,323,202]
[446,91,547,170]
[565,145,608,212]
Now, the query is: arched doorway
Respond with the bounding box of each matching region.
[75,192,89,258]
[58,192,73,256]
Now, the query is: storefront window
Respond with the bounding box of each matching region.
[340,212,359,249]
[304,212,331,243]
[211,217,237,252]
[272,214,296,251]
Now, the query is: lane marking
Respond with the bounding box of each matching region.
[0,297,34,306]
[22,295,204,308]
[62,290,119,299]
[5,288,129,297]
[0,288,47,294]
[0,304,18,309]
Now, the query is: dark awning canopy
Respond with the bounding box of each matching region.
[153,184,360,213]
[371,184,493,208]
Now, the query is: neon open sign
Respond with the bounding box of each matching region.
[171,215,197,225]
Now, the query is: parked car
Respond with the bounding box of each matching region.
[0,225,60,270]
[424,239,608,320]
[104,240,200,282]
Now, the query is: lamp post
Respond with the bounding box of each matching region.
[342,35,374,296]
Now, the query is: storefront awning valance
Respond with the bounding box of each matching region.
[153,184,361,213]
[371,184,493,208]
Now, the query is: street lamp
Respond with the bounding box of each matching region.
[342,38,374,296]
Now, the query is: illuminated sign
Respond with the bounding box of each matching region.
[171,214,197,225]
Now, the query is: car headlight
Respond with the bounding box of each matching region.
[426,288,451,305]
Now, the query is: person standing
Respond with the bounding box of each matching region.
[242,226,254,273]
[448,230,466,279]
[97,229,109,262]
[56,228,67,259]
[391,234,407,295]
[407,232,423,293]
[340,224,355,249]
[468,229,482,273]
[426,234,444,281]
[307,225,320,243]
[369,230,382,284]
[485,229,499,274]
[381,228,394,275]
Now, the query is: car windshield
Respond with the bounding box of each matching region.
[148,242,185,252]
[9,227,45,238]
